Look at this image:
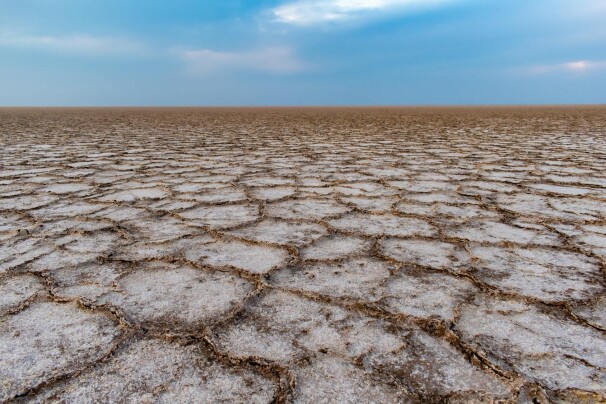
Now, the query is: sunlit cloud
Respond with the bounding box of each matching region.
[0,31,145,56]
[562,60,602,71]
[272,0,455,26]
[525,60,606,75]
[180,47,307,75]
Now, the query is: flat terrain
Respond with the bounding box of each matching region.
[1,107,605,403]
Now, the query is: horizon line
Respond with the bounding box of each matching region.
[1,103,606,109]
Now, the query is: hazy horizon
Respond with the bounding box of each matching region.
[2,104,606,109]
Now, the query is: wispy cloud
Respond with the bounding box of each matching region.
[526,60,606,75]
[272,0,454,26]
[561,60,606,72]
[180,47,306,75]
[0,32,145,56]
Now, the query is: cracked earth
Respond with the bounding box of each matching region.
[1,107,605,403]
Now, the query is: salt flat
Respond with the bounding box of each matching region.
[1,107,605,403]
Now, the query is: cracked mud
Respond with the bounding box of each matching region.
[1,107,606,403]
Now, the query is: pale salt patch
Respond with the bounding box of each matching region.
[299,186,334,196]
[546,174,606,187]
[113,235,215,261]
[267,198,349,220]
[91,206,149,222]
[30,249,100,272]
[158,351,276,403]
[469,246,603,302]
[365,330,511,399]
[379,238,469,271]
[498,193,599,221]
[549,223,583,236]
[172,183,209,193]
[572,296,606,329]
[30,201,105,218]
[61,169,95,178]
[388,180,457,193]
[379,270,477,321]
[300,235,372,261]
[217,290,405,364]
[462,180,519,193]
[39,217,115,235]
[404,192,479,205]
[56,284,110,301]
[22,175,59,184]
[149,199,197,212]
[446,221,560,246]
[68,160,112,168]
[100,262,253,330]
[293,356,409,403]
[228,219,327,246]
[125,215,197,242]
[59,231,122,254]
[189,174,237,183]
[184,240,290,274]
[249,186,296,201]
[91,173,133,185]
[481,171,527,183]
[0,238,54,273]
[0,167,59,178]
[334,182,396,196]
[299,178,327,187]
[0,194,58,211]
[527,183,593,196]
[240,177,295,186]
[32,339,275,403]
[271,258,391,300]
[455,296,606,391]
[0,213,35,241]
[363,167,412,178]
[340,196,398,212]
[549,197,606,220]
[327,173,377,183]
[328,213,435,237]
[49,261,126,302]
[109,164,140,171]
[575,232,606,248]
[179,204,259,229]
[219,323,298,363]
[435,204,500,220]
[43,183,93,194]
[99,187,167,202]
[0,302,121,402]
[582,224,606,235]
[394,202,434,216]
[183,187,248,204]
[0,274,45,315]
[416,172,451,181]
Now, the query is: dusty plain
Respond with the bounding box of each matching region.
[1,106,606,403]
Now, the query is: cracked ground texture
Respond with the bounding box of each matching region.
[1,107,605,403]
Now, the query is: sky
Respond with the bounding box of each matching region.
[0,0,605,106]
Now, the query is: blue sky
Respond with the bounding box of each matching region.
[1,0,605,105]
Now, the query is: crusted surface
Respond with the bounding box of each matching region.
[1,107,606,402]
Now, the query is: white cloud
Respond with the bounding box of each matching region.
[272,0,453,25]
[0,32,144,56]
[562,60,605,72]
[527,60,606,74]
[180,47,306,74]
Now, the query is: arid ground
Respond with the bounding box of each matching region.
[1,107,606,403]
